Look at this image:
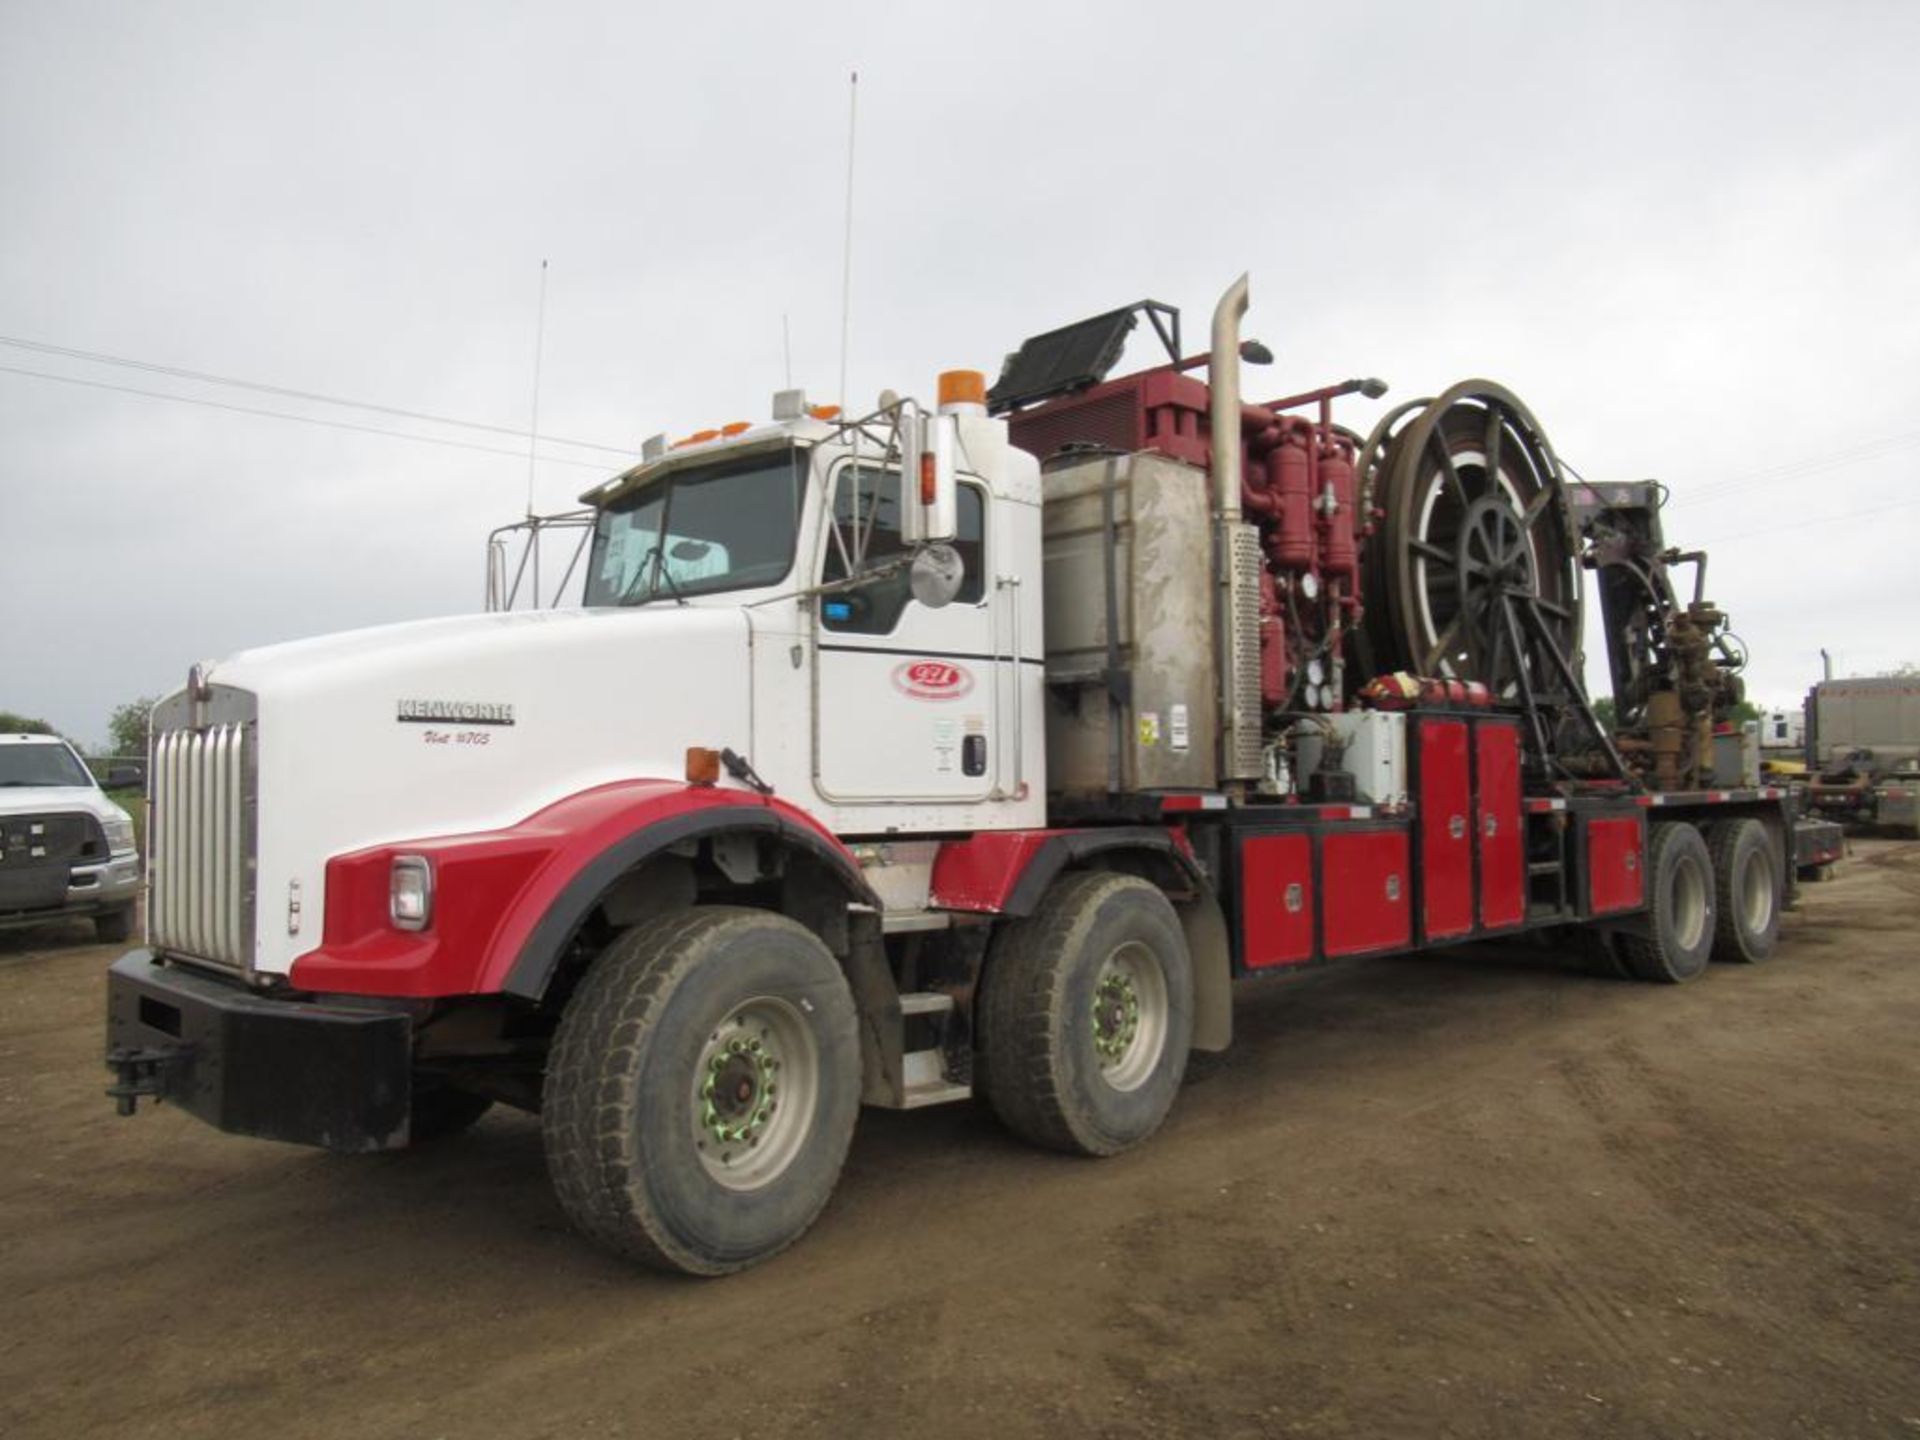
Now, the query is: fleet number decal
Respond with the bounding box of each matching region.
[891,660,974,701]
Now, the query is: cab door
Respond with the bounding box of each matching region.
[813,463,1000,803]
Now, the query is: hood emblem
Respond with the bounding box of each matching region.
[397,699,517,726]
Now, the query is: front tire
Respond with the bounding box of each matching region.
[94,905,135,944]
[978,872,1193,1157]
[1619,822,1715,984]
[542,908,860,1276]
[1707,818,1780,964]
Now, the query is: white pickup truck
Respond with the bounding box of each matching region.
[0,733,142,941]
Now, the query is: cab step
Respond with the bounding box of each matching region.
[900,1047,970,1108]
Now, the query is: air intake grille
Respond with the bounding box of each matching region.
[149,719,255,970]
[1224,523,1265,779]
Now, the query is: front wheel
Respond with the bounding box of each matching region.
[978,872,1194,1157]
[94,905,135,944]
[542,908,860,1276]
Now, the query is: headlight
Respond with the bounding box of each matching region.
[390,855,434,930]
[102,809,136,856]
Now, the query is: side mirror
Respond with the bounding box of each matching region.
[900,410,958,545]
[909,542,966,609]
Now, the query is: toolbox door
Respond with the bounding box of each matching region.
[1474,720,1525,930]
[1417,718,1474,941]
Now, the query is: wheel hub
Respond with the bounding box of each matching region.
[701,1038,777,1147]
[690,998,818,1192]
[1092,973,1141,1061]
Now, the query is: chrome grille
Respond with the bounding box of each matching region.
[149,705,256,971]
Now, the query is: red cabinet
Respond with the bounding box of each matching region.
[1474,721,1524,930]
[1586,815,1645,915]
[1323,829,1412,957]
[1418,719,1474,941]
[1239,833,1315,968]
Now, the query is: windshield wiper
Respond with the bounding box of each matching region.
[620,542,688,608]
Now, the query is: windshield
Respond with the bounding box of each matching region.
[583,445,807,606]
[0,742,94,788]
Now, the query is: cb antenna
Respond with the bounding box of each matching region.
[525,258,549,518]
[837,70,858,416]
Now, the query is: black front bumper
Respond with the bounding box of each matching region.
[105,950,413,1152]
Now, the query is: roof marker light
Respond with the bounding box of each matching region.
[937,369,987,413]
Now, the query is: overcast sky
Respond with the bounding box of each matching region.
[3,0,1917,747]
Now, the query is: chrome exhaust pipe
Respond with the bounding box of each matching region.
[1210,273,1250,521]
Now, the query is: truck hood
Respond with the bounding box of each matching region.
[0,784,121,820]
[177,605,757,975]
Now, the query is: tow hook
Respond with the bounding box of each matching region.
[105,1045,190,1116]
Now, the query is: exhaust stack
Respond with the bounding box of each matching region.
[1210,274,1250,521]
[1210,273,1263,782]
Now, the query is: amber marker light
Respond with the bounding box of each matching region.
[685,746,722,785]
[808,404,841,420]
[720,421,751,437]
[937,369,987,409]
[919,450,937,505]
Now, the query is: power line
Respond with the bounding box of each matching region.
[0,362,615,472]
[0,332,636,457]
[1709,495,1920,544]
[1667,428,1920,506]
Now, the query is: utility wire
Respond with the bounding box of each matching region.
[1708,495,1920,544]
[1667,429,1920,506]
[0,332,634,457]
[0,362,614,472]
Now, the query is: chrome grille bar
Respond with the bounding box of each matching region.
[149,714,254,971]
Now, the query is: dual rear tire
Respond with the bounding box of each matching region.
[1617,817,1781,983]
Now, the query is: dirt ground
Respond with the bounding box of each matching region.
[2,842,1916,1440]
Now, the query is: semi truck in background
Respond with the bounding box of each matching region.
[104,275,1839,1275]
[1806,675,1920,835]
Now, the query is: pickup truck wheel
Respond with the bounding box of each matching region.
[1618,822,1715,984]
[409,1084,494,1143]
[94,905,135,944]
[1707,819,1780,964]
[978,872,1193,1157]
[542,907,859,1276]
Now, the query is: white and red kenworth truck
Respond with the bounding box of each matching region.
[106,277,1834,1274]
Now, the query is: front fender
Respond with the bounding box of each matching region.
[289,780,872,1000]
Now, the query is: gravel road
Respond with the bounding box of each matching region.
[3,840,1915,1439]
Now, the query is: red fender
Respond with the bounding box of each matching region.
[289,780,872,999]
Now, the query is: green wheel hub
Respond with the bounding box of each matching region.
[1088,941,1170,1093]
[689,997,818,1191]
[1092,973,1141,1061]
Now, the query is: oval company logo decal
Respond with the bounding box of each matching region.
[891,660,974,701]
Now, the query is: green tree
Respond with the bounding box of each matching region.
[0,710,56,735]
[1590,696,1617,735]
[107,696,161,758]
[1730,698,1761,724]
